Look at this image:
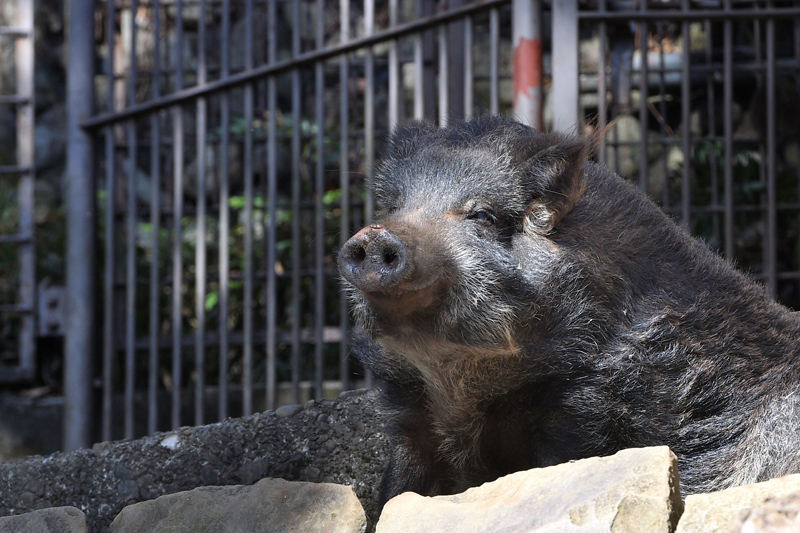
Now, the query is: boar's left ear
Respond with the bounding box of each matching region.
[522,133,596,234]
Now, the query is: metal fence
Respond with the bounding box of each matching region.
[57,0,800,449]
[65,0,518,448]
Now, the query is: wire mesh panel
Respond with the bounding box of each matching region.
[577,0,800,309]
[82,0,515,440]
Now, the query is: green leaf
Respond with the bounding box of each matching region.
[205,291,219,312]
[323,189,342,205]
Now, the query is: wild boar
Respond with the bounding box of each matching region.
[338,115,800,507]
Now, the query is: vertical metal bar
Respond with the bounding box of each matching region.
[195,0,208,426]
[513,0,543,129]
[102,0,117,443]
[363,0,375,388]
[147,0,161,434]
[657,21,669,207]
[170,125,183,430]
[464,15,473,120]
[608,19,632,174]
[638,15,648,194]
[680,1,691,228]
[218,0,231,421]
[597,0,608,165]
[448,1,466,122]
[705,20,720,247]
[723,0,734,261]
[339,0,351,391]
[171,0,185,430]
[420,2,436,120]
[124,127,136,441]
[364,0,376,387]
[266,0,278,410]
[290,0,302,405]
[364,0,375,223]
[315,0,325,400]
[765,6,777,298]
[242,0,255,415]
[795,15,800,294]
[124,0,140,441]
[103,138,114,441]
[439,25,449,127]
[122,4,137,104]
[490,7,499,115]
[413,30,424,121]
[218,0,231,422]
[389,0,400,128]
[551,0,579,131]
[754,15,762,74]
[65,0,96,451]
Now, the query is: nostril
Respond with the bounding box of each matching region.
[383,249,398,267]
[352,246,366,266]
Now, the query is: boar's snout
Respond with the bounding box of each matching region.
[338,224,411,293]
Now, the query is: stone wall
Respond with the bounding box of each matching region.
[0,390,388,533]
[4,389,800,532]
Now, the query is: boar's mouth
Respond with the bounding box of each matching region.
[362,277,449,320]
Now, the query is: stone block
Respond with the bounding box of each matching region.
[108,477,366,533]
[0,506,87,533]
[377,446,681,533]
[677,474,800,533]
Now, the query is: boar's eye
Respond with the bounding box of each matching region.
[467,208,497,226]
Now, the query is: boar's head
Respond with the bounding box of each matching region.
[338,115,604,353]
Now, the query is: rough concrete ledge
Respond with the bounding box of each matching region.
[0,389,388,533]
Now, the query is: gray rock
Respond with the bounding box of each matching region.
[108,477,366,533]
[376,446,681,533]
[275,404,305,418]
[677,474,800,533]
[0,506,87,533]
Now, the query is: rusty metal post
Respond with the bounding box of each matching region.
[512,0,543,129]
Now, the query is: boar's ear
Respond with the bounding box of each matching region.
[522,133,597,234]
